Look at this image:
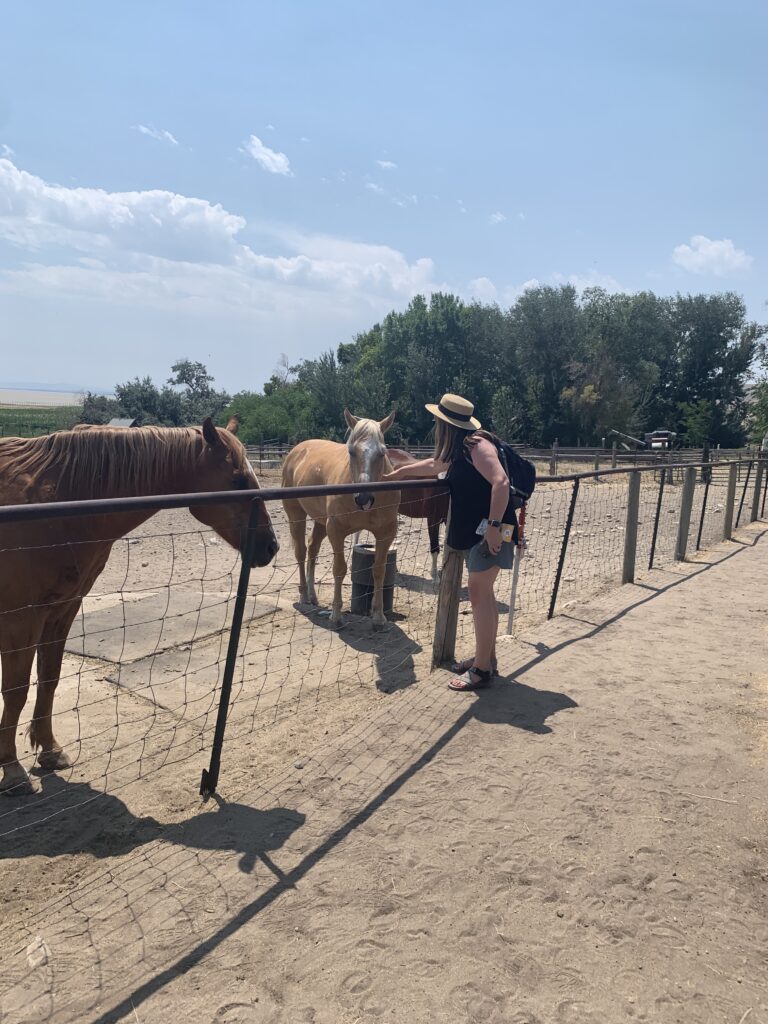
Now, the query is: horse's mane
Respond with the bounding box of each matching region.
[347,418,384,445]
[0,425,231,500]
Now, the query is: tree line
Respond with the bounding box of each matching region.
[81,287,768,448]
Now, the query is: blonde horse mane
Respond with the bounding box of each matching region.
[347,418,385,445]
[0,424,235,500]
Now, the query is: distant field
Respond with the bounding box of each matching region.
[0,405,82,437]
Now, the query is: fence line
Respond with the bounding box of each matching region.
[0,457,764,836]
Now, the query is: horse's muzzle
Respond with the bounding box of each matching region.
[354,492,375,511]
[251,530,280,567]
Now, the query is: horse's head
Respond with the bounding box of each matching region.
[190,417,279,567]
[344,408,396,511]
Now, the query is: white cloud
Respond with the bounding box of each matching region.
[1,143,14,158]
[468,277,498,302]
[265,123,276,131]
[300,136,310,143]
[457,199,467,215]
[0,158,439,315]
[489,211,506,225]
[672,234,752,276]
[0,157,244,262]
[518,212,525,221]
[365,181,416,207]
[552,270,624,293]
[376,160,397,170]
[243,135,292,176]
[134,124,178,146]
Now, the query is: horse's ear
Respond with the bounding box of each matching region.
[379,407,396,434]
[225,414,240,435]
[344,408,359,430]
[202,417,224,449]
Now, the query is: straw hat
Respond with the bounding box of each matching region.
[425,393,481,431]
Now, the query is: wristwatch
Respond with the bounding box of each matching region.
[487,519,502,528]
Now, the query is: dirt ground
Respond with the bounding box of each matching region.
[1,472,766,1022]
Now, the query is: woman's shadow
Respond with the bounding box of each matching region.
[464,673,578,734]
[1,772,305,874]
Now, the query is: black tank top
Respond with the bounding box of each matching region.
[446,445,518,551]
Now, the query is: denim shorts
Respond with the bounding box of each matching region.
[464,539,515,573]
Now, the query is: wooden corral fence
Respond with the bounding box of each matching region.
[246,441,756,476]
[0,456,764,835]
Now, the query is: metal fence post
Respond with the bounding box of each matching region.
[611,442,617,469]
[200,500,261,797]
[648,467,667,569]
[735,460,752,529]
[695,471,711,551]
[762,461,768,519]
[750,459,764,523]
[432,547,464,667]
[548,478,579,619]
[674,467,696,561]
[723,463,737,540]
[622,471,641,584]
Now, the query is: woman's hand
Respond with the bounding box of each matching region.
[485,523,502,554]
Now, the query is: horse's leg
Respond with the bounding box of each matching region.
[0,642,38,794]
[283,500,309,603]
[427,517,441,584]
[306,521,326,607]
[326,522,348,628]
[370,532,396,630]
[29,603,82,771]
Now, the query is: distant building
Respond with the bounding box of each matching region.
[107,417,138,428]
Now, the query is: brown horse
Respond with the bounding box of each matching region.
[0,418,278,795]
[282,409,399,629]
[387,448,450,583]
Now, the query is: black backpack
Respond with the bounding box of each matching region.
[496,442,537,510]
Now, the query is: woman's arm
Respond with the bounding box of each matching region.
[382,457,448,481]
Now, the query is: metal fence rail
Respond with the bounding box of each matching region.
[0,457,764,834]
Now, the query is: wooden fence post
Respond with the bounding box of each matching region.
[674,467,696,561]
[723,463,737,540]
[432,547,463,668]
[550,440,558,476]
[622,471,641,584]
[751,459,765,523]
[611,442,617,468]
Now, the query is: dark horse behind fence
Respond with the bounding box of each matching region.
[0,418,278,796]
[387,448,450,583]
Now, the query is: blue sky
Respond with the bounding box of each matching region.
[0,0,765,395]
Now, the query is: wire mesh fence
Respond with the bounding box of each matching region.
[0,458,765,843]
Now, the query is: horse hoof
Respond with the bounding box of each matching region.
[0,767,35,797]
[372,617,388,632]
[37,749,73,771]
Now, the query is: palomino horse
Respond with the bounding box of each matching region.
[282,409,399,629]
[0,418,278,795]
[387,448,450,583]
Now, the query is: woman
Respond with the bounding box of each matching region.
[384,393,517,691]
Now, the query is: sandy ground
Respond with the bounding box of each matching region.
[1,495,766,1023]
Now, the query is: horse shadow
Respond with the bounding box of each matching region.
[293,603,420,694]
[1,773,305,873]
